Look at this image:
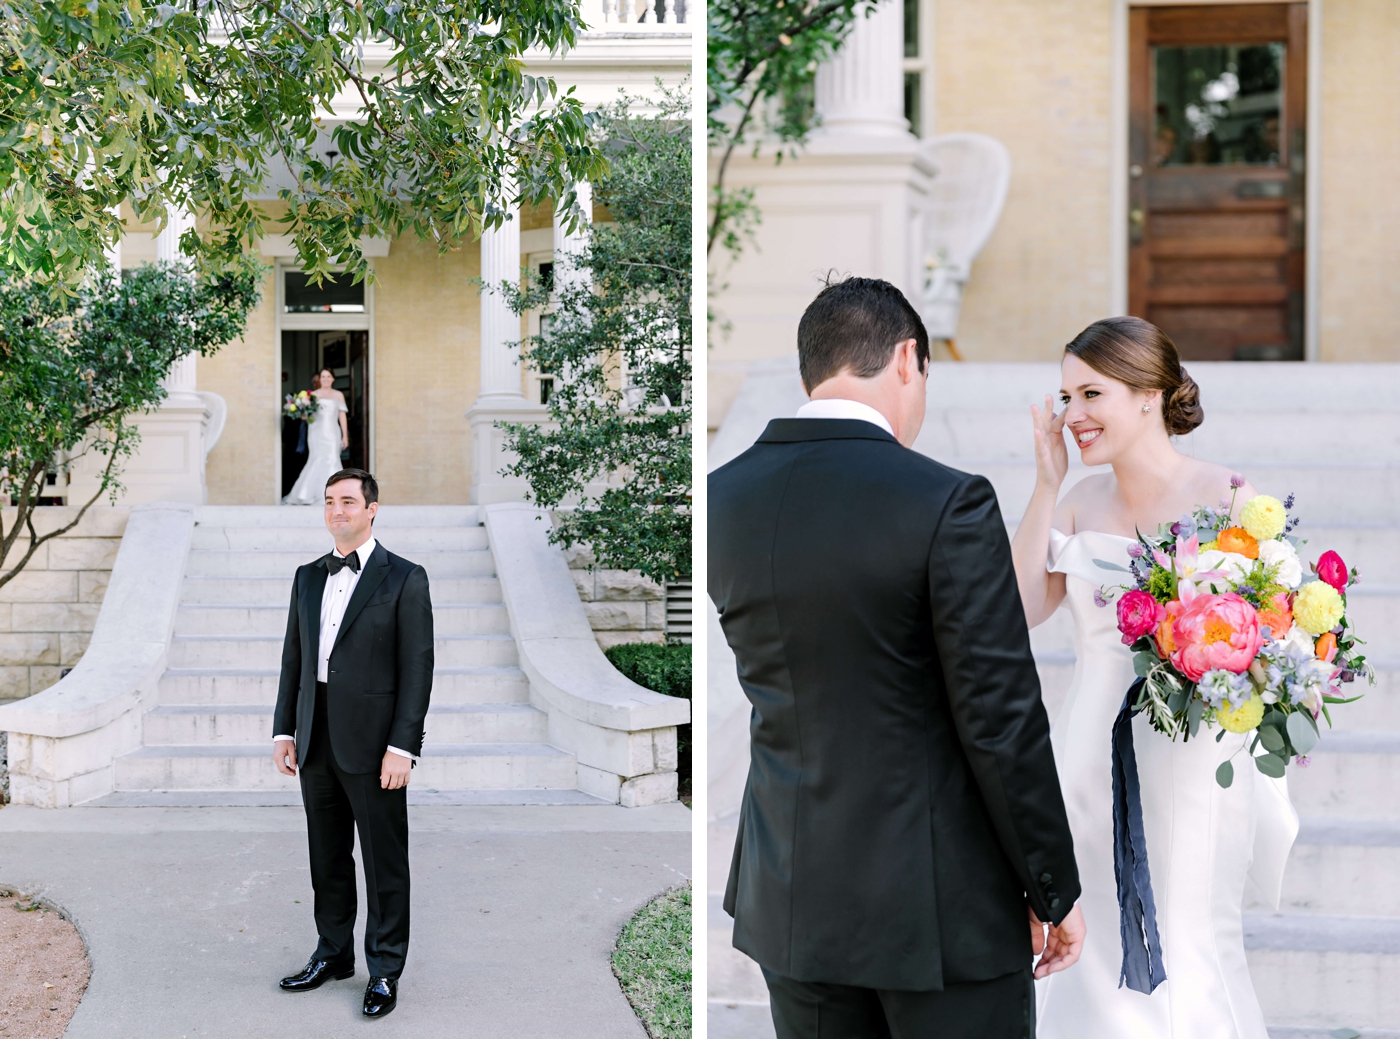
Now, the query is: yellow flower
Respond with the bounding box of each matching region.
[1217,693,1265,733]
[1200,539,1218,552]
[1240,495,1286,541]
[1294,580,1344,635]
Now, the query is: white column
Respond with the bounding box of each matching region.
[552,181,592,297]
[814,0,910,139]
[157,206,200,397]
[478,198,524,400]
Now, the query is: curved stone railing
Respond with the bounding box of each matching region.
[0,503,194,807]
[484,503,690,806]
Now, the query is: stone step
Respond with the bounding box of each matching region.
[158,667,530,706]
[143,702,549,746]
[113,743,577,791]
[1246,914,1400,1030]
[193,505,484,528]
[184,549,495,579]
[173,603,509,637]
[167,634,518,669]
[970,463,1400,524]
[1246,820,1400,918]
[180,576,504,606]
[1287,732,1400,821]
[189,526,489,553]
[83,788,610,807]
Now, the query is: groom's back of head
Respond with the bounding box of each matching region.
[797,276,929,392]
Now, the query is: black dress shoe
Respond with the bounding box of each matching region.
[279,957,355,991]
[363,976,397,1018]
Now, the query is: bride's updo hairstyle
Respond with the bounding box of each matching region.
[1063,316,1204,436]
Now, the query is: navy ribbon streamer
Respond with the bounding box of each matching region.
[1112,679,1168,994]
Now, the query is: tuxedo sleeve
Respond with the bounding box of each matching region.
[926,474,1080,926]
[389,563,434,756]
[273,567,302,740]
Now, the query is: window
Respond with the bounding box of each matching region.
[283,271,365,313]
[902,0,933,137]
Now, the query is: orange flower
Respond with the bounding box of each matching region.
[1217,526,1259,559]
[1154,602,1181,658]
[1258,591,1292,640]
[1315,632,1338,662]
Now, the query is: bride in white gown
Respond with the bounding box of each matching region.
[283,368,350,506]
[1010,317,1297,1038]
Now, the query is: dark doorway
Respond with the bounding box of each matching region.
[280,329,370,498]
[1128,3,1307,360]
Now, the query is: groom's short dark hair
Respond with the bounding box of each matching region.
[797,276,929,391]
[326,468,378,507]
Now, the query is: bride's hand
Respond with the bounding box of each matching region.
[1030,394,1069,492]
[1033,902,1086,979]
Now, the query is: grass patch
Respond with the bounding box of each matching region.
[612,885,691,1039]
[605,643,691,802]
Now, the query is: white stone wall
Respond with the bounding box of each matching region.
[0,508,128,701]
[562,544,668,650]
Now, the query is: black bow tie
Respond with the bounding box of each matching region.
[327,551,361,575]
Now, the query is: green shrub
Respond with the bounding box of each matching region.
[606,643,691,800]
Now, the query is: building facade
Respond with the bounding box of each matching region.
[708,0,1400,433]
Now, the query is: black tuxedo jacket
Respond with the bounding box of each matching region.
[273,541,435,774]
[710,418,1079,992]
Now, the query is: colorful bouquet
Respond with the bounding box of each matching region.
[283,390,319,423]
[1096,478,1371,788]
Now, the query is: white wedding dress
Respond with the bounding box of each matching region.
[1035,529,1298,1039]
[283,394,346,506]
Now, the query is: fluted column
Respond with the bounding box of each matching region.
[814,0,910,138]
[157,206,199,396]
[478,196,524,400]
[552,181,592,297]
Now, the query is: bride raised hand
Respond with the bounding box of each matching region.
[1009,316,1296,1039]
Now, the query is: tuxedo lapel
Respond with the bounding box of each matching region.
[334,543,390,651]
[303,559,329,648]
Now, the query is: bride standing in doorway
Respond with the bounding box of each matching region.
[283,368,350,505]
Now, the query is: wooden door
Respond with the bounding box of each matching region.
[1129,4,1307,360]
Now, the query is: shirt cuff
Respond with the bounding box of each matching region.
[273,735,294,743]
[386,745,418,761]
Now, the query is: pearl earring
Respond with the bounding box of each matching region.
[1142,403,1151,413]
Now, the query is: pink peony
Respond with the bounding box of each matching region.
[1117,590,1167,646]
[1315,550,1349,592]
[1169,592,1263,682]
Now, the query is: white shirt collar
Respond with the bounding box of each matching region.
[334,536,377,568]
[795,398,895,437]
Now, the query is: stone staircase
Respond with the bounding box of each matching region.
[96,505,604,806]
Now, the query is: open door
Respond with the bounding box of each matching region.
[1128,3,1307,360]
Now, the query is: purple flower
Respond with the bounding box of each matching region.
[1169,521,1181,537]
[1093,589,1109,608]
[1283,493,1295,510]
[1219,498,1231,510]
[1295,755,1311,768]
[1127,542,1146,559]
[1230,473,1246,489]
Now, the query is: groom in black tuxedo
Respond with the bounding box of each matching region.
[710,278,1085,1039]
[272,468,433,1019]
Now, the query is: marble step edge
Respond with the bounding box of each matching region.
[1244,912,1400,954]
[1266,1030,1400,1039]
[175,602,507,612]
[161,665,525,679]
[1296,818,1400,847]
[81,788,609,807]
[169,633,515,645]
[147,703,543,717]
[118,742,572,759]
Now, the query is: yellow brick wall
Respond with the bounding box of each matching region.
[203,265,280,504]
[0,508,128,699]
[934,0,1115,361]
[371,235,480,505]
[1317,1,1400,361]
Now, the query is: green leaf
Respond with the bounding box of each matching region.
[1255,753,1287,779]
[1286,711,1318,755]
[1187,696,1204,737]
[1258,724,1286,754]
[1329,1029,1361,1039]
[1133,653,1155,679]
[1215,760,1234,788]
[1092,558,1131,573]
[1167,687,1189,716]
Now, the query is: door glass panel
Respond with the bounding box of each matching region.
[1153,44,1283,166]
[284,271,365,313]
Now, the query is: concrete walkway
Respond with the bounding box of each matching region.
[0,802,690,1039]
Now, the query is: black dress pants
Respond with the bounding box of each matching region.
[762,965,1034,1039]
[299,682,410,979]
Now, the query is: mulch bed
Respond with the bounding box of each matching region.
[0,888,90,1039]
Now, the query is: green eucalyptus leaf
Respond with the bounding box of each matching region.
[1258,724,1286,754]
[1215,760,1234,788]
[1286,711,1319,755]
[1255,753,1287,779]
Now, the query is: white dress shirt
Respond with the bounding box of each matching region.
[795,397,895,437]
[273,536,415,761]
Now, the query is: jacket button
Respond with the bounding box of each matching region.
[1050,897,1061,909]
[1040,873,1053,883]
